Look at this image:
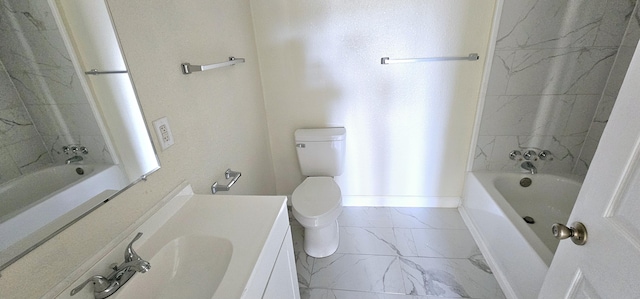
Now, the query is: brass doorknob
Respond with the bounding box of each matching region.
[552,222,588,245]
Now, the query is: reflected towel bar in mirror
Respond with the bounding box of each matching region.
[181,57,245,74]
[381,53,479,64]
[84,69,128,75]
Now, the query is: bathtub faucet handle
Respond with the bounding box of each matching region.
[523,150,537,161]
[509,150,522,160]
[538,150,552,160]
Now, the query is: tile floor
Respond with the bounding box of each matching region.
[289,207,506,299]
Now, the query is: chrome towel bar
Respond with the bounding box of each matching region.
[85,69,128,75]
[211,168,242,194]
[381,53,479,64]
[181,56,245,74]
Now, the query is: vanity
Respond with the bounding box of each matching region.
[58,184,300,299]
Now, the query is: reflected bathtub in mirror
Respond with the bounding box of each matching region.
[0,0,160,270]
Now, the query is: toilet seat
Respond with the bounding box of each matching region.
[292,177,341,225]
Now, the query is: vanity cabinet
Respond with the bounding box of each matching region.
[262,228,300,299]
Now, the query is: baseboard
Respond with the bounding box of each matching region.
[341,196,460,208]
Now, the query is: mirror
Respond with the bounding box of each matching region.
[0,0,159,270]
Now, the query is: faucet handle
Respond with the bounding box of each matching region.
[539,150,553,160]
[523,150,537,161]
[70,275,117,296]
[125,232,144,262]
[509,150,522,160]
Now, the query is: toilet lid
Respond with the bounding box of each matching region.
[292,177,341,218]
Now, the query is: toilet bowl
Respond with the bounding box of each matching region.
[292,177,342,258]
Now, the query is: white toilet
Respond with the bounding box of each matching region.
[291,127,346,258]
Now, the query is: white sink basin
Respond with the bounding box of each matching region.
[61,185,290,299]
[113,235,232,299]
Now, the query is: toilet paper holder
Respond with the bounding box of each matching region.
[211,169,242,194]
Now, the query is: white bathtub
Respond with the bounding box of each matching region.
[0,164,128,261]
[460,172,582,299]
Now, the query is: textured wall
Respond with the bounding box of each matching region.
[251,0,495,200]
[473,0,638,175]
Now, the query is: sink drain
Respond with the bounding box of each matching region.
[523,216,535,224]
[75,167,85,175]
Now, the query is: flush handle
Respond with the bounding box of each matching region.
[552,222,588,245]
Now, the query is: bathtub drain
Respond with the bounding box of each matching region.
[523,216,535,224]
[520,177,532,187]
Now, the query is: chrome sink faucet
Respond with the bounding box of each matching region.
[71,232,151,299]
[521,161,537,174]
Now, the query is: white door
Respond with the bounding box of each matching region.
[538,45,640,298]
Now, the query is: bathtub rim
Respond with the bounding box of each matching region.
[0,164,111,224]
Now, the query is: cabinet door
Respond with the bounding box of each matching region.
[263,227,300,299]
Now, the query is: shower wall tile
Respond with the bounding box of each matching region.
[0,29,71,71]
[496,1,605,50]
[0,106,39,147]
[485,51,514,96]
[506,48,617,96]
[0,0,58,32]
[563,95,601,137]
[595,0,639,47]
[472,135,494,170]
[27,103,103,137]
[479,95,574,136]
[574,136,600,176]
[606,46,636,98]
[10,68,86,105]
[574,2,640,174]
[474,0,638,175]
[6,136,50,174]
[0,146,21,184]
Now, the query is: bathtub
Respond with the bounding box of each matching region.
[0,164,128,262]
[460,172,582,299]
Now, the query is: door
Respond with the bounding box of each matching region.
[538,45,640,298]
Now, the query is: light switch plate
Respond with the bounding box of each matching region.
[152,117,174,150]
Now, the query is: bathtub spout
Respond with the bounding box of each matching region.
[65,155,83,164]
[521,161,537,174]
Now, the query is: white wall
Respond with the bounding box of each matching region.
[251,0,495,202]
[0,0,275,297]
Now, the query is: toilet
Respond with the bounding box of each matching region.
[291,127,346,258]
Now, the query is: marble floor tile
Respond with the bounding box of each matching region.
[393,228,418,257]
[310,254,405,294]
[336,227,400,255]
[389,208,467,229]
[338,207,393,228]
[292,207,504,299]
[408,229,480,258]
[291,224,314,288]
[399,257,505,299]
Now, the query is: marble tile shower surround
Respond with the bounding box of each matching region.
[0,0,113,184]
[473,0,640,176]
[291,207,505,299]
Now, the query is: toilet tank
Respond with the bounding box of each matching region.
[295,127,346,176]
